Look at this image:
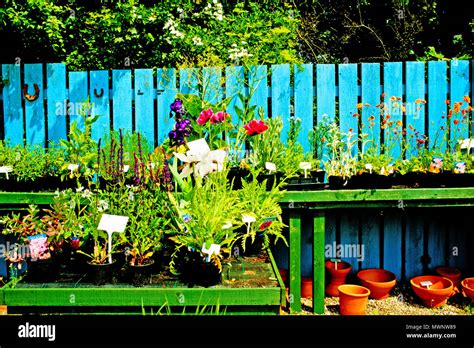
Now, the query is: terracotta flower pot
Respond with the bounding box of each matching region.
[357,269,396,300]
[461,278,474,301]
[435,266,461,294]
[325,260,352,297]
[301,277,313,298]
[338,284,371,315]
[410,275,454,308]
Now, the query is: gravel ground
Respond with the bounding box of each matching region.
[282,285,473,315]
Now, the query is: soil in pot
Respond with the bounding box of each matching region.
[461,278,474,301]
[435,266,461,294]
[127,260,155,287]
[257,172,284,190]
[325,260,352,297]
[180,251,222,287]
[227,167,250,190]
[357,269,396,299]
[25,258,58,283]
[327,176,349,190]
[87,260,118,285]
[286,171,326,191]
[338,284,371,315]
[410,275,454,308]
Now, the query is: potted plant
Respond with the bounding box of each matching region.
[167,171,243,287]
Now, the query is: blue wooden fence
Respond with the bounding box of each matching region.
[1,61,473,280]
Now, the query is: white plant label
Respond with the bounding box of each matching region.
[242,214,256,224]
[123,165,130,173]
[459,138,474,150]
[202,243,221,262]
[68,164,79,174]
[265,162,277,174]
[0,166,13,180]
[98,214,129,264]
[365,163,373,174]
[420,281,432,288]
[299,162,312,178]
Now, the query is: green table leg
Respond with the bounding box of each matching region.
[289,213,301,313]
[313,211,325,314]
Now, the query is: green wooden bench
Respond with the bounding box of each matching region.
[1,188,474,314]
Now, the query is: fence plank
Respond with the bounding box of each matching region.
[179,68,199,95]
[405,214,424,279]
[449,60,470,147]
[427,215,447,271]
[2,64,23,144]
[383,212,402,279]
[202,67,222,105]
[427,61,448,151]
[340,211,359,274]
[135,69,155,146]
[112,70,132,132]
[360,214,381,270]
[361,63,381,154]
[46,63,67,143]
[248,65,268,118]
[68,71,88,130]
[225,65,245,125]
[157,68,177,145]
[338,64,358,155]
[89,70,110,142]
[405,62,426,159]
[294,64,313,153]
[24,64,45,145]
[271,64,291,143]
[447,212,469,270]
[383,62,403,159]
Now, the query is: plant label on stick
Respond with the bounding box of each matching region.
[68,164,79,175]
[123,165,130,173]
[0,166,13,180]
[98,214,129,264]
[420,281,432,288]
[202,243,220,262]
[330,258,341,270]
[299,162,312,178]
[265,162,276,174]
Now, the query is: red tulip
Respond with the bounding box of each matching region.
[210,111,228,124]
[197,108,213,125]
[244,120,268,136]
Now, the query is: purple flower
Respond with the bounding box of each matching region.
[170,98,185,119]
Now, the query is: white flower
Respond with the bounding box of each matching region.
[192,36,203,46]
[69,200,75,209]
[81,189,92,199]
[222,222,233,230]
[76,186,84,193]
[242,214,256,224]
[98,200,109,212]
[128,191,134,201]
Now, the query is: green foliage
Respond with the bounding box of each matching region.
[0,1,300,70]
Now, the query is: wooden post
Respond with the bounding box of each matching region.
[289,213,301,313]
[313,211,325,314]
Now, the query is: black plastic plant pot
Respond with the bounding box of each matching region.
[25,258,58,283]
[348,173,377,189]
[328,175,349,190]
[286,173,326,191]
[376,174,393,189]
[227,167,250,190]
[127,259,155,287]
[87,260,117,285]
[180,251,222,288]
[257,172,284,191]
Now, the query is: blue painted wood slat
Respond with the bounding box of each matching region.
[383,62,403,159]
[405,62,426,159]
[135,69,155,146]
[248,65,268,119]
[361,63,381,154]
[338,64,358,156]
[46,63,67,143]
[427,217,447,271]
[405,214,424,279]
[225,65,245,125]
[157,68,177,145]
[68,71,88,130]
[294,64,313,153]
[112,70,132,132]
[427,61,448,151]
[339,212,360,274]
[202,67,222,105]
[24,64,45,145]
[383,212,402,280]
[271,64,291,144]
[360,214,381,270]
[89,70,110,142]
[2,64,23,144]
[449,60,470,148]
[179,68,199,95]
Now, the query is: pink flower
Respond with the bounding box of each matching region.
[244,120,268,136]
[197,108,213,125]
[210,111,228,124]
